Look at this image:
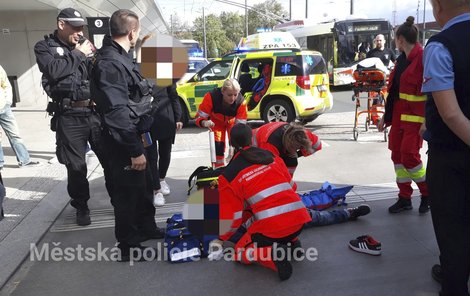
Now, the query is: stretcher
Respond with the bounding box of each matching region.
[351,59,389,142]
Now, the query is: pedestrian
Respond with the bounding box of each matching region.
[91,9,164,261]
[0,65,40,169]
[147,83,183,207]
[212,123,311,281]
[367,34,396,68]
[252,122,322,177]
[34,8,112,226]
[377,16,429,214]
[421,0,470,294]
[195,78,247,168]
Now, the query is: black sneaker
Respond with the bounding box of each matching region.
[76,209,91,226]
[348,235,382,255]
[431,264,442,283]
[388,198,412,213]
[272,244,293,281]
[419,196,430,214]
[348,204,371,220]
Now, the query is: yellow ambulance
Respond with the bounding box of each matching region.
[177,32,333,124]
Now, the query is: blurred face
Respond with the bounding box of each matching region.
[58,20,84,46]
[375,35,385,50]
[221,87,239,105]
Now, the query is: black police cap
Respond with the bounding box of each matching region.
[57,8,87,27]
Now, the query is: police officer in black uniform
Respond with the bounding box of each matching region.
[34,8,112,226]
[90,9,163,261]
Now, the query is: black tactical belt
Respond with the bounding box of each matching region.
[70,99,91,108]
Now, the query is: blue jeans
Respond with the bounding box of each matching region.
[0,104,30,167]
[304,208,350,228]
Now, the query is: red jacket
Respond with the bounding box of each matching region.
[195,88,247,129]
[218,148,311,241]
[387,44,426,127]
[252,122,322,176]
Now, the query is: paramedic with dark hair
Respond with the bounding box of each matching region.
[195,78,248,167]
[213,123,311,281]
[377,16,429,215]
[251,122,322,177]
[422,0,470,293]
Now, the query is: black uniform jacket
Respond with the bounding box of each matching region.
[91,36,144,158]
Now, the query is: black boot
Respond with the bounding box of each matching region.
[272,244,293,281]
[388,197,412,213]
[76,209,91,226]
[431,264,442,283]
[419,196,430,214]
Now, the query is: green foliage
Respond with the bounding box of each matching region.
[248,0,287,35]
[169,0,287,58]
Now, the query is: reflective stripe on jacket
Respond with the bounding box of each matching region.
[394,44,426,125]
[218,149,311,241]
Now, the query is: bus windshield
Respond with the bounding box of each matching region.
[334,20,394,67]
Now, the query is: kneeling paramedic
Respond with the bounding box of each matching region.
[252,122,322,177]
[210,123,311,281]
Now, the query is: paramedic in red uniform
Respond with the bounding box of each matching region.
[214,123,311,281]
[377,16,429,214]
[252,122,322,177]
[195,79,247,167]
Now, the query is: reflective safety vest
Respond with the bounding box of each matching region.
[389,44,426,126]
[195,88,247,128]
[218,148,311,241]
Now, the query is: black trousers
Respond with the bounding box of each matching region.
[146,138,172,191]
[104,133,156,244]
[56,112,112,210]
[427,146,470,296]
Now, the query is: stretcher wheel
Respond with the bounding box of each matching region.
[383,128,388,142]
[353,129,359,141]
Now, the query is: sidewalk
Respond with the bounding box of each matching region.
[0,109,444,295]
[0,107,99,290]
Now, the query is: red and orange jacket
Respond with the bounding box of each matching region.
[195,88,247,129]
[386,43,426,127]
[252,122,322,176]
[218,147,311,241]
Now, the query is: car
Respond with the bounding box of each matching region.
[179,57,209,83]
[176,35,333,125]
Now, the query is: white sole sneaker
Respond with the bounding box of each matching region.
[160,181,170,196]
[153,192,165,207]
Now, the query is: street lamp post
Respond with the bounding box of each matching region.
[350,0,354,15]
[203,7,207,58]
[245,0,248,36]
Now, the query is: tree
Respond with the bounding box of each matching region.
[193,14,234,58]
[219,12,245,46]
[247,0,287,34]
[169,13,193,40]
